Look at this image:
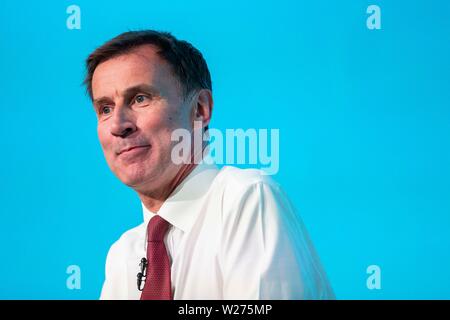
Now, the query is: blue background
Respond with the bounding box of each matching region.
[0,0,449,299]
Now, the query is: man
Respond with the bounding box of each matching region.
[84,30,334,299]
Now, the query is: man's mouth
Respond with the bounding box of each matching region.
[117,145,151,156]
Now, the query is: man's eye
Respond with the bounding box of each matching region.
[134,94,150,105]
[101,106,112,115]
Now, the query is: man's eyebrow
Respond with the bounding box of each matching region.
[93,84,160,105]
[93,96,112,106]
[122,84,159,97]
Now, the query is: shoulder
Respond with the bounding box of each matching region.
[215,165,281,192]
[213,166,292,220]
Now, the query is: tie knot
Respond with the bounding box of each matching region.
[147,215,170,242]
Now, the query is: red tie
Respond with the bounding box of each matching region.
[140,215,173,300]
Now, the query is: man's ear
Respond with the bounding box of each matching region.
[192,89,213,129]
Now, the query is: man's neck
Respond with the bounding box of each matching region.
[139,140,208,213]
[138,162,198,213]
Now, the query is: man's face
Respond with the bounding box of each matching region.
[92,45,192,191]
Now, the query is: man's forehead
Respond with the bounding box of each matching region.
[93,45,165,79]
[91,45,173,99]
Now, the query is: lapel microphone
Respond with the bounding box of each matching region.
[137,257,148,291]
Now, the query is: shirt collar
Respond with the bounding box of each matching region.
[142,162,220,233]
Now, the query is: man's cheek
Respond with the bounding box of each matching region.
[100,143,115,165]
[100,144,110,159]
[98,133,110,152]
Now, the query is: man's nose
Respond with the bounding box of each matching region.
[110,107,137,138]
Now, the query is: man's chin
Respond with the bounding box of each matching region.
[111,160,173,191]
[118,174,148,188]
[114,168,161,190]
[113,167,147,186]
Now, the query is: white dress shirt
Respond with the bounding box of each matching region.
[100,163,335,299]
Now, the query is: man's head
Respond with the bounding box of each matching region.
[84,30,213,195]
